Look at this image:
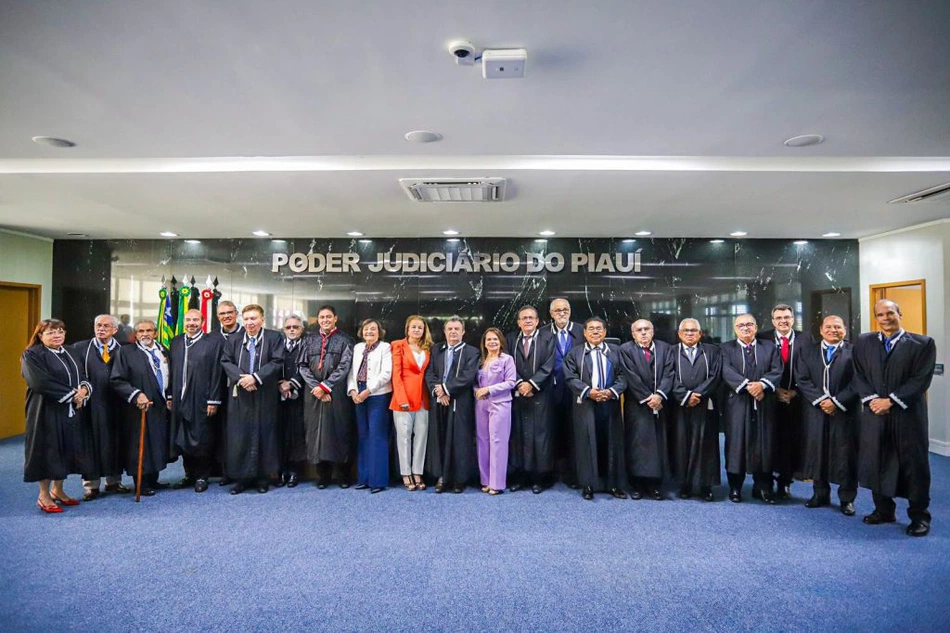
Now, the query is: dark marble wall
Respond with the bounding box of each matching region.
[52,238,859,346]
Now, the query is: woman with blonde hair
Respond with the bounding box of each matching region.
[389,315,432,490]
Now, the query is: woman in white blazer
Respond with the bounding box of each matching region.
[348,319,393,493]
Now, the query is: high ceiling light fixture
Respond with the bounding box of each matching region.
[784,134,824,147]
[160,231,178,237]
[252,230,271,237]
[32,136,76,148]
[346,231,364,237]
[405,130,443,143]
[634,230,652,236]
[539,230,556,237]
[442,229,459,236]
[709,239,725,244]
[822,232,841,237]
[729,231,748,237]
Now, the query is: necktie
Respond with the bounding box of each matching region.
[318,331,331,371]
[147,348,164,394]
[248,336,257,374]
[592,347,605,389]
[780,336,790,363]
[884,335,896,354]
[559,329,569,355]
[687,347,695,362]
[825,345,835,363]
[642,346,652,363]
[101,344,110,363]
[286,339,297,352]
[358,343,375,382]
[443,346,455,382]
[523,336,531,357]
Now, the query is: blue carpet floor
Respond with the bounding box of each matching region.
[1,435,948,632]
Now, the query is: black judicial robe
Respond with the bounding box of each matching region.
[212,325,244,475]
[72,338,123,480]
[758,329,810,478]
[424,342,480,484]
[110,344,170,477]
[168,332,223,457]
[720,340,784,476]
[794,341,858,487]
[221,329,285,479]
[22,345,93,482]
[852,331,936,500]
[299,330,355,464]
[619,340,675,480]
[669,343,723,489]
[505,330,557,474]
[279,337,307,464]
[563,343,627,490]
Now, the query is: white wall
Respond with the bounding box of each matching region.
[859,219,950,455]
[0,229,53,318]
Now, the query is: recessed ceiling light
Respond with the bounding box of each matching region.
[535,239,548,243]
[184,239,201,245]
[160,231,178,237]
[622,239,636,243]
[446,238,460,243]
[729,231,748,237]
[252,230,271,237]
[346,231,364,237]
[822,232,841,237]
[793,240,808,245]
[32,136,76,148]
[405,130,443,143]
[271,239,286,244]
[634,230,652,236]
[784,134,824,147]
[709,239,725,244]
[539,230,556,237]
[442,229,459,236]
[66,232,87,237]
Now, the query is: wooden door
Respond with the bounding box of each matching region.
[0,283,41,438]
[870,279,926,334]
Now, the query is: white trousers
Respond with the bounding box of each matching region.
[392,409,429,476]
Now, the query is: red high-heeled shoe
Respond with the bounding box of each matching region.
[37,499,63,514]
[50,492,80,506]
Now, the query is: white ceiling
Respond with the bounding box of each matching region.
[1,0,948,240]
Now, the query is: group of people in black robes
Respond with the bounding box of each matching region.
[21,296,936,537]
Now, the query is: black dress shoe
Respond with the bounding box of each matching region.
[906,520,930,537]
[582,486,594,500]
[862,511,897,525]
[173,477,196,490]
[355,483,370,490]
[453,485,464,494]
[677,488,691,500]
[257,484,269,493]
[509,483,523,492]
[532,485,543,494]
[630,489,643,500]
[139,487,156,497]
[273,477,285,488]
[219,477,233,487]
[702,489,715,502]
[650,489,663,501]
[286,473,299,488]
[339,480,350,489]
[104,483,131,494]
[840,501,855,516]
[435,479,444,494]
[317,479,328,490]
[152,481,170,490]
[194,479,209,493]
[83,489,100,501]
[370,487,385,494]
[804,494,830,508]
[777,484,792,500]
[729,489,742,503]
[610,488,628,500]
[752,489,775,504]
[230,483,246,495]
[568,482,580,490]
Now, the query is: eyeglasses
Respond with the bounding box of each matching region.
[736,323,756,329]
[218,310,237,316]
[284,325,302,329]
[518,316,537,321]
[551,308,570,313]
[585,326,605,332]
[680,328,700,333]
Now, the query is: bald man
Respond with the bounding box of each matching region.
[852,300,936,537]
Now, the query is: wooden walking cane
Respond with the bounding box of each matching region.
[135,406,147,502]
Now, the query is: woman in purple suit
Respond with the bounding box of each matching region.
[475,328,517,495]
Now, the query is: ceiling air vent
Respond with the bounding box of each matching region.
[399,177,506,202]
[888,182,950,204]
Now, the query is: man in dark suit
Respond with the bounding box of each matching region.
[563,317,627,501]
[619,319,675,500]
[506,305,557,493]
[853,300,936,537]
[424,316,479,493]
[277,315,307,487]
[721,314,784,504]
[756,303,809,500]
[546,297,584,487]
[794,315,858,516]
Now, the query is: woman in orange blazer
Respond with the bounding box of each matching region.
[389,315,433,490]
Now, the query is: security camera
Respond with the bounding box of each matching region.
[448,40,476,66]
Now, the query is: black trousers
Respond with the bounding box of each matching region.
[727,471,772,491]
[813,480,857,503]
[182,454,211,481]
[873,491,931,522]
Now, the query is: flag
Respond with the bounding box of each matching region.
[177,285,192,336]
[157,284,175,348]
